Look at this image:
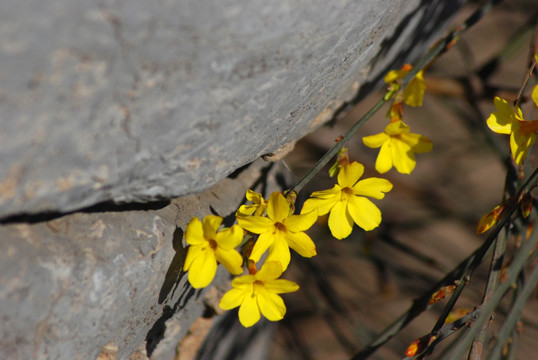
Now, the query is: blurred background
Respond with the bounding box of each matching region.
[269,1,538,359]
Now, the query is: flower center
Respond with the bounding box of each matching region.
[519,119,538,135]
[208,239,218,250]
[275,222,287,232]
[341,187,353,200]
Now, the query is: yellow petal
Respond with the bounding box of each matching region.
[301,196,338,216]
[246,189,263,203]
[215,248,243,275]
[219,288,247,310]
[265,279,300,294]
[202,215,222,239]
[183,244,204,271]
[236,215,273,234]
[363,133,389,149]
[187,249,217,288]
[255,261,283,281]
[284,231,317,258]
[338,161,364,188]
[403,71,426,107]
[185,217,205,245]
[384,69,407,83]
[249,232,275,262]
[215,225,243,249]
[236,204,257,217]
[487,113,512,134]
[238,292,261,327]
[309,186,341,199]
[375,141,393,174]
[267,192,290,222]
[347,196,382,231]
[328,200,354,239]
[231,274,256,288]
[392,140,416,174]
[353,178,393,199]
[401,133,433,153]
[256,287,286,321]
[283,210,318,232]
[385,120,409,135]
[266,237,291,271]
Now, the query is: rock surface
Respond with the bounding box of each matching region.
[0,160,282,360]
[0,1,466,359]
[0,0,464,219]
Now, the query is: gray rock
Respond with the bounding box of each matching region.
[0,159,283,360]
[0,0,464,219]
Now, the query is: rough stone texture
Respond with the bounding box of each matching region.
[0,0,464,219]
[0,160,281,360]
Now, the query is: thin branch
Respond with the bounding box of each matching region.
[351,164,538,360]
[439,226,538,360]
[291,0,505,194]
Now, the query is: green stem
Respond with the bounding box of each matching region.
[439,226,538,360]
[291,0,504,195]
[352,164,538,360]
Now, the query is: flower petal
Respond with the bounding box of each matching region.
[384,69,406,83]
[392,140,415,174]
[249,232,275,262]
[255,261,283,281]
[257,287,286,321]
[385,120,409,135]
[238,292,261,327]
[215,248,243,275]
[267,192,290,222]
[363,133,389,149]
[264,279,300,294]
[237,215,274,234]
[231,274,256,288]
[347,196,382,231]
[401,133,433,153]
[284,231,317,258]
[283,210,318,232]
[375,141,393,174]
[301,196,338,216]
[338,162,364,188]
[215,225,243,249]
[202,215,222,239]
[187,248,217,288]
[266,236,291,271]
[353,178,393,199]
[403,71,426,107]
[219,288,247,310]
[328,200,354,239]
[185,217,205,245]
[183,244,204,271]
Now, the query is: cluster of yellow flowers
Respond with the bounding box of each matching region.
[179,63,439,328]
[477,55,538,234]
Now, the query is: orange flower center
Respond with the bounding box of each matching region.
[275,222,287,232]
[208,239,218,250]
[519,119,538,134]
[341,187,353,200]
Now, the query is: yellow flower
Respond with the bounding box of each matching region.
[486,97,538,165]
[236,189,267,217]
[183,215,244,288]
[219,261,299,327]
[384,64,426,107]
[363,121,433,174]
[301,162,392,239]
[236,192,317,271]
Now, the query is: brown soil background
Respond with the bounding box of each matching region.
[268,2,538,359]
